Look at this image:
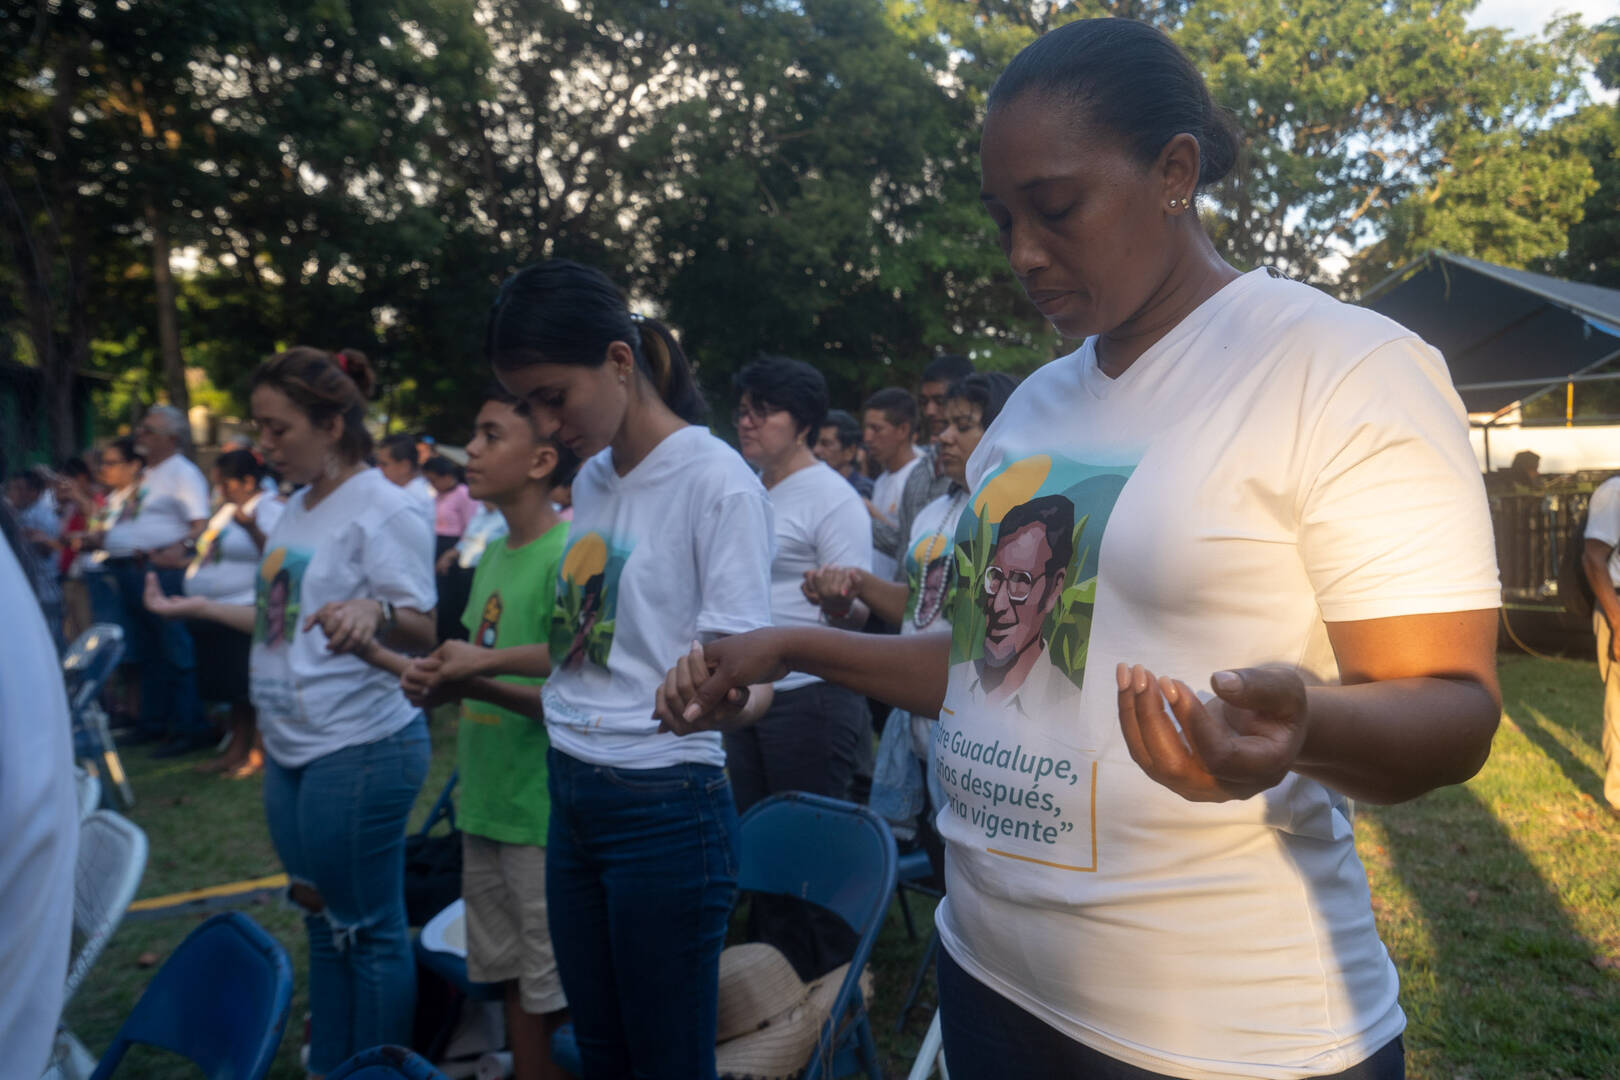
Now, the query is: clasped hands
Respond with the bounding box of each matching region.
[800,564,862,619]
[398,639,489,709]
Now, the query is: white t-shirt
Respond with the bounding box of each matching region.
[184,493,287,604]
[870,453,924,581]
[542,426,774,769]
[251,468,435,768]
[455,503,510,569]
[1584,477,1620,587]
[932,269,1501,1079]
[102,453,210,556]
[765,461,872,692]
[0,540,77,1075]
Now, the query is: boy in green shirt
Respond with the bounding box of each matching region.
[367,385,573,1080]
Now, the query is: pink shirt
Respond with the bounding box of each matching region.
[434,484,478,537]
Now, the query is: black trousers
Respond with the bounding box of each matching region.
[724,681,872,979]
[938,946,1405,1079]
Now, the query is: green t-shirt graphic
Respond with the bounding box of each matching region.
[456,520,568,847]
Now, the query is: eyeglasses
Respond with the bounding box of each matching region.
[733,402,782,428]
[983,565,1044,604]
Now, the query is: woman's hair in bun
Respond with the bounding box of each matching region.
[250,346,376,463]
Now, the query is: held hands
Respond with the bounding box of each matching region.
[400,657,466,709]
[802,565,861,618]
[435,548,456,576]
[655,636,788,735]
[304,598,384,654]
[424,640,489,684]
[1116,663,1310,802]
[142,571,206,619]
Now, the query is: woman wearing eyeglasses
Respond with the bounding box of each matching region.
[727,354,874,980]
[655,19,1500,1080]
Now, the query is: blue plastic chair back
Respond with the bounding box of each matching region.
[88,911,293,1080]
[737,793,898,1080]
[62,623,125,718]
[327,1045,451,1078]
[738,792,898,938]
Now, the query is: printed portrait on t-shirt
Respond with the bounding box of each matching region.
[118,487,145,523]
[254,545,312,649]
[551,530,628,671]
[476,592,502,649]
[948,455,1131,704]
[905,494,970,632]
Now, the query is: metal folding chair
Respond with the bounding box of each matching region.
[551,792,898,1080]
[328,1045,452,1078]
[62,625,132,809]
[87,912,293,1080]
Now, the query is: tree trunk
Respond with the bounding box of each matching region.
[0,170,76,459]
[146,199,190,411]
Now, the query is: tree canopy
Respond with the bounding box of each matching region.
[3,0,1613,454]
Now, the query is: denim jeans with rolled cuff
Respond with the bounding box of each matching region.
[262,714,430,1074]
[545,747,741,1080]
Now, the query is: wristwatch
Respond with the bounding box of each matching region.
[378,598,397,635]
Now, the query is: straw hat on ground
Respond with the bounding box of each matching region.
[714,942,875,1080]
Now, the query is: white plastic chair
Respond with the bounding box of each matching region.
[905,1009,948,1080]
[63,810,148,1004]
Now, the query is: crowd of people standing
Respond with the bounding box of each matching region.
[5,16,1511,1080]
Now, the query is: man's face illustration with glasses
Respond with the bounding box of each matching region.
[981,520,1065,681]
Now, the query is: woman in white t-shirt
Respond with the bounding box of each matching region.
[661,19,1501,1080]
[486,259,775,1079]
[183,448,286,778]
[727,353,874,979]
[809,373,1016,843]
[147,347,437,1074]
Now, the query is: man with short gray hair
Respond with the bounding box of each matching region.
[102,405,212,755]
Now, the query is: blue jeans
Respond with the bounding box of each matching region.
[938,946,1405,1079]
[106,559,205,737]
[262,716,430,1074]
[546,748,741,1079]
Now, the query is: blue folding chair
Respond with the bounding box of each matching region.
[552,792,897,1080]
[63,623,132,808]
[410,770,504,1011]
[740,793,896,1080]
[416,768,459,838]
[88,911,293,1080]
[327,1045,451,1078]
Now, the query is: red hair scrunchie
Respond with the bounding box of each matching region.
[334,349,350,374]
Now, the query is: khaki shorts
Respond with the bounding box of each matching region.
[462,833,567,1015]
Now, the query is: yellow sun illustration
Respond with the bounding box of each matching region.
[561,531,609,585]
[911,530,950,566]
[973,455,1051,524]
[260,546,287,582]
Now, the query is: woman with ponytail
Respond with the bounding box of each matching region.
[486,259,775,1078]
[146,346,436,1075]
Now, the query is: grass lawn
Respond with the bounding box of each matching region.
[64,654,1620,1078]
